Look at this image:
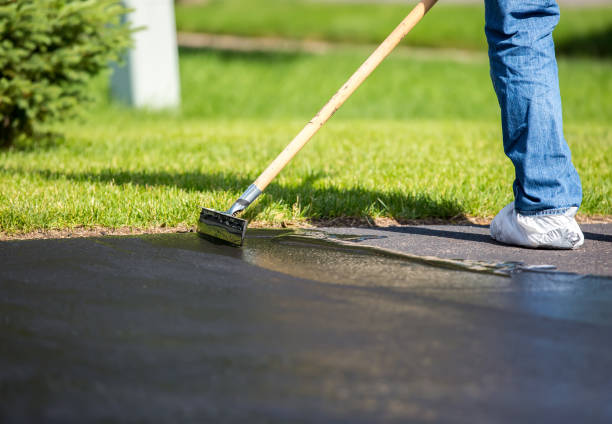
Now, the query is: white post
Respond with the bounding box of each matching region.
[111,0,181,109]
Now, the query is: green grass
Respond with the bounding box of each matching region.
[1,48,610,235]
[175,49,611,124]
[175,0,612,57]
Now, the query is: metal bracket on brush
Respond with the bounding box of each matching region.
[227,184,262,216]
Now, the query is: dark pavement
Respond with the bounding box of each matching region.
[322,223,612,276]
[1,230,611,423]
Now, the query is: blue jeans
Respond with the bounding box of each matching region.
[484,0,582,215]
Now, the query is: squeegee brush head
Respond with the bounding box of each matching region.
[197,207,248,246]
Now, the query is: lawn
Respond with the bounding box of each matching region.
[1,47,610,236]
[175,0,612,57]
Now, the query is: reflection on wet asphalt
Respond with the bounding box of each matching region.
[1,230,611,423]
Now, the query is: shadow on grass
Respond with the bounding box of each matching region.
[556,25,612,58]
[3,167,467,223]
[2,131,65,152]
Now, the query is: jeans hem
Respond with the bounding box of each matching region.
[516,206,576,217]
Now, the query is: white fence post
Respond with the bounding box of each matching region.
[111,0,181,109]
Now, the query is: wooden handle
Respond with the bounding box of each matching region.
[253,0,437,190]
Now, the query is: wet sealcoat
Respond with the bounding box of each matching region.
[1,230,611,423]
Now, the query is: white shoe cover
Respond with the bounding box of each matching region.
[490,202,584,249]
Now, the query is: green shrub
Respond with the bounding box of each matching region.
[0,0,132,147]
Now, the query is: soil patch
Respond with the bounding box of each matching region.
[2,214,609,241]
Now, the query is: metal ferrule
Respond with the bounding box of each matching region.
[227,184,262,216]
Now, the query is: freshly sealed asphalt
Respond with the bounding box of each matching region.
[1,228,611,423]
[321,223,612,276]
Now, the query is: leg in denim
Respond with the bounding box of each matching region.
[484,0,582,216]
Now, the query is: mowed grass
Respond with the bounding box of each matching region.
[174,49,611,124]
[175,0,612,57]
[1,49,610,234]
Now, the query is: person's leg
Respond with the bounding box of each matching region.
[484,0,583,248]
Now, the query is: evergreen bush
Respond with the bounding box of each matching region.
[0,0,132,147]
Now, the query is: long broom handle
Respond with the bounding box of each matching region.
[253,0,438,191]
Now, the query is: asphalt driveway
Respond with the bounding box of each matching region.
[1,230,611,423]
